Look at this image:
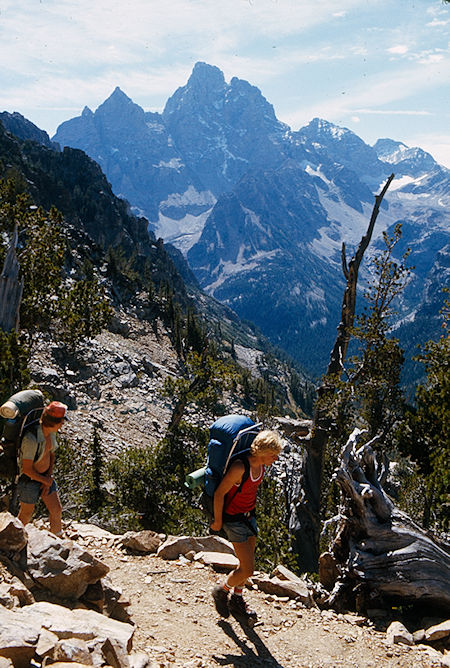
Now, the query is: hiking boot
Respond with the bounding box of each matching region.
[212,585,230,618]
[228,593,258,626]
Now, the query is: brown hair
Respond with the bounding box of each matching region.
[250,430,283,456]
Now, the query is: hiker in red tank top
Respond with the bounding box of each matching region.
[210,428,283,623]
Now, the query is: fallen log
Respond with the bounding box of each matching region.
[323,429,450,614]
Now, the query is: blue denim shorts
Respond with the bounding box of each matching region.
[17,475,57,504]
[222,515,258,543]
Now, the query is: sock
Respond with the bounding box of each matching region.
[233,587,243,596]
[223,582,232,593]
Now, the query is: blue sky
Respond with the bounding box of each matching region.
[1,0,449,167]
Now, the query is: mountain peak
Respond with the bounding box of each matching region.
[95,87,144,123]
[373,138,438,172]
[163,63,226,120]
[307,118,351,141]
[104,87,134,106]
[188,62,225,89]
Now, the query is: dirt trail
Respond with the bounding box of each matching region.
[88,542,436,668]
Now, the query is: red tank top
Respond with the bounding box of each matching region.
[224,464,265,515]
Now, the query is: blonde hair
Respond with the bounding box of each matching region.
[250,430,283,456]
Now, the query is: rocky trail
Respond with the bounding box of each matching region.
[70,524,444,668]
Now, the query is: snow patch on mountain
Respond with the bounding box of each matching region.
[305,286,326,311]
[155,208,213,253]
[305,164,332,186]
[204,248,281,295]
[310,194,374,261]
[388,175,420,191]
[160,186,215,209]
[242,207,270,235]
[155,158,185,170]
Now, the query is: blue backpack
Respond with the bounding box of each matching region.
[204,414,261,498]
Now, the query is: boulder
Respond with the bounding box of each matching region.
[79,580,105,612]
[0,512,27,553]
[157,535,234,560]
[425,619,450,643]
[319,551,340,591]
[1,576,34,608]
[0,584,16,609]
[0,606,39,667]
[413,629,426,644]
[53,638,93,665]
[35,628,60,660]
[102,577,132,623]
[0,658,13,667]
[122,530,164,553]
[386,621,414,646]
[195,535,235,555]
[99,636,131,668]
[193,551,239,570]
[271,564,304,583]
[253,574,313,606]
[69,522,120,542]
[0,601,134,661]
[26,525,109,599]
[129,652,156,668]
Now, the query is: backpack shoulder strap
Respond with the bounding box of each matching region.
[238,456,250,493]
[224,455,251,511]
[19,421,41,462]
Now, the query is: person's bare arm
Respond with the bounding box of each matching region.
[48,450,55,476]
[21,459,53,486]
[210,460,244,532]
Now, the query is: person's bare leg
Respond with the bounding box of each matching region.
[42,490,62,535]
[226,536,256,588]
[18,502,35,526]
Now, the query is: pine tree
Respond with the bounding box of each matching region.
[397,293,449,530]
[59,278,112,350]
[87,428,104,515]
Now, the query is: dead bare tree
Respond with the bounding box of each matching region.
[323,428,450,613]
[0,227,23,333]
[291,174,395,573]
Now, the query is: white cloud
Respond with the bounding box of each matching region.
[387,45,409,55]
[353,109,432,117]
[427,19,449,28]
[417,53,445,65]
[284,56,449,130]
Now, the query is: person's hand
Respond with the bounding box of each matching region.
[41,476,53,496]
[210,519,222,532]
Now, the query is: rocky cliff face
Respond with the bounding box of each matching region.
[162,61,289,194]
[0,111,59,150]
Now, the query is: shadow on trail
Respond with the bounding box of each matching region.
[213,618,285,667]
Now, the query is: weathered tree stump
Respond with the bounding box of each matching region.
[323,428,450,614]
[0,227,23,332]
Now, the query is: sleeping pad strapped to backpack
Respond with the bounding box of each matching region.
[200,414,261,530]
